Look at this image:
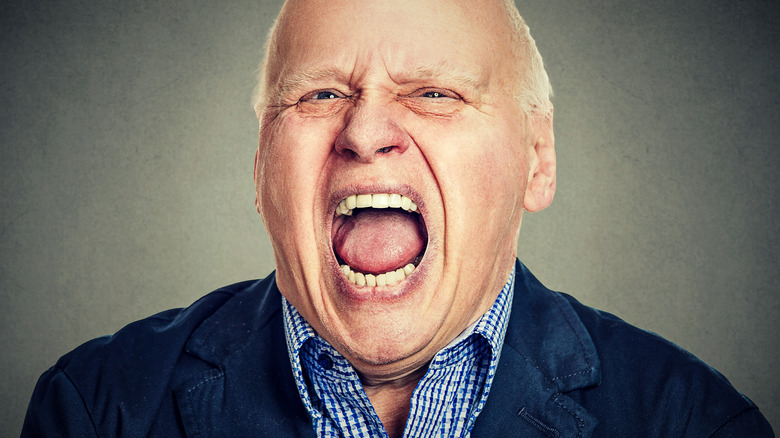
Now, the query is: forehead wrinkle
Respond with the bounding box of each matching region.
[405,65,486,92]
[383,55,490,95]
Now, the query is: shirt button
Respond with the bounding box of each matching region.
[317,353,333,371]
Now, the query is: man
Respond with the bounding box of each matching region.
[23,0,773,436]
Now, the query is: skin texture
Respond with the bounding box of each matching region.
[253,0,556,434]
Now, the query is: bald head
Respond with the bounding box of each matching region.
[253,0,552,120]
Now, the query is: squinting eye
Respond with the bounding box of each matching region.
[413,88,460,100]
[300,89,347,104]
[314,91,339,100]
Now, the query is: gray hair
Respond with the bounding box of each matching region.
[252,0,552,120]
[499,0,554,117]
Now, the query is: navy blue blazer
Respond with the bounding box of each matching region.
[23,260,773,437]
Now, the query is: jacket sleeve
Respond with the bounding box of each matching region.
[21,366,99,438]
[709,407,775,438]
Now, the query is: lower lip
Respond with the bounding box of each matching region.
[331,259,423,303]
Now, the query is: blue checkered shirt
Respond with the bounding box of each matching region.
[282,269,514,437]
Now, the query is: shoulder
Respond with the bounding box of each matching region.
[510,260,773,436]
[22,276,280,437]
[560,289,773,436]
[57,278,265,381]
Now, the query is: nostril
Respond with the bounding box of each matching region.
[376,146,393,154]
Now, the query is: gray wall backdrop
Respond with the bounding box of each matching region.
[1,0,778,434]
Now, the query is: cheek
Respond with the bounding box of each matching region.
[434,131,526,210]
[469,142,526,222]
[421,119,527,249]
[469,117,528,209]
[257,116,337,228]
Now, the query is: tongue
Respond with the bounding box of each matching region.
[333,209,426,274]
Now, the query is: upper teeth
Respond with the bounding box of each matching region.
[335,193,419,217]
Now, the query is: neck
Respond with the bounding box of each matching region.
[360,366,427,438]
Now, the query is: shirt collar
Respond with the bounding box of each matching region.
[427,269,514,369]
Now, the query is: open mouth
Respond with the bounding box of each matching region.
[331,193,427,288]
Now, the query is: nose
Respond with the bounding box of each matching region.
[334,99,410,163]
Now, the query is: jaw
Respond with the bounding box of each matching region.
[261,161,459,370]
[310,196,516,374]
[266,160,523,375]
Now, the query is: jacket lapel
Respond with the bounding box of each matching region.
[472,261,601,437]
[173,274,316,438]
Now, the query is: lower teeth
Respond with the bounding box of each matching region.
[340,263,416,288]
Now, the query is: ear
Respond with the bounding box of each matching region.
[523,113,556,212]
[253,140,263,215]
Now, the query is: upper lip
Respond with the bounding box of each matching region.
[328,184,424,217]
[335,193,419,216]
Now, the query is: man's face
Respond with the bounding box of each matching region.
[255,0,552,378]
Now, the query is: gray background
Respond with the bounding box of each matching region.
[1,0,777,434]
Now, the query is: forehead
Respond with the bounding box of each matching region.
[268,0,514,88]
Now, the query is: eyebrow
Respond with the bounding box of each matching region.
[272,62,487,101]
[274,67,350,100]
[398,64,486,92]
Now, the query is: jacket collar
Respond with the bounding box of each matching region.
[507,260,601,392]
[473,260,601,437]
[176,274,315,437]
[178,261,601,437]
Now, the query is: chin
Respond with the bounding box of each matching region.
[318,257,450,369]
[336,317,440,370]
